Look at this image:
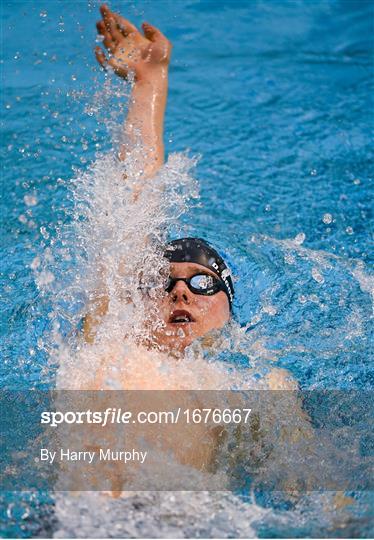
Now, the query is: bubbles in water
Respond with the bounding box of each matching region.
[30,256,41,270]
[311,267,324,284]
[294,232,305,245]
[36,271,55,287]
[6,501,30,520]
[177,327,185,338]
[346,226,353,235]
[53,491,262,539]
[24,194,38,207]
[284,252,295,264]
[263,305,277,315]
[40,226,49,239]
[322,213,332,224]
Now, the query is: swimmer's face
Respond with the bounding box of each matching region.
[153,262,230,352]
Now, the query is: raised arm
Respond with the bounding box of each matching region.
[82,6,171,343]
[95,4,172,179]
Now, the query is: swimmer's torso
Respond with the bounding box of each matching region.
[58,340,232,475]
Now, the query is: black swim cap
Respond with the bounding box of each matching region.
[164,237,234,309]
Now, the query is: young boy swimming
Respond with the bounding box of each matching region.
[50,5,351,523]
[71,3,299,392]
[49,4,319,509]
[84,5,233,356]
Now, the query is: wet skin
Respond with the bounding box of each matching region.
[153,262,230,352]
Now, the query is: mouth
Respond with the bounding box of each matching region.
[169,309,195,324]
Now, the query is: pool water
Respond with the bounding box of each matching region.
[1,0,373,537]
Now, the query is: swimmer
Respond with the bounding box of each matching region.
[59,4,315,496]
[87,4,294,389]
[81,5,231,357]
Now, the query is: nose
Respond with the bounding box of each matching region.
[170,279,191,304]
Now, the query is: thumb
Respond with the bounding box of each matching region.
[95,46,107,68]
[142,22,165,42]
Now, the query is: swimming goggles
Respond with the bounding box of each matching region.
[165,273,226,297]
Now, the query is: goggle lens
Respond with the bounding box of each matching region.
[165,273,222,295]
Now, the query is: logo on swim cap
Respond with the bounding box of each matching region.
[221,268,231,280]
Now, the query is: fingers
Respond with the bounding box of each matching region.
[98,5,122,46]
[96,19,105,33]
[96,20,116,51]
[107,17,123,43]
[99,4,112,21]
[142,22,166,43]
[95,46,129,78]
[95,46,107,68]
[112,13,138,36]
[100,4,137,39]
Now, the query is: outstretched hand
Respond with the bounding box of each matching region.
[95,4,172,81]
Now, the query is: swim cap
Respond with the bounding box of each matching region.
[164,237,234,309]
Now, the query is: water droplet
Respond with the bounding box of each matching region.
[284,253,295,264]
[24,194,37,206]
[71,74,77,81]
[263,305,277,315]
[322,213,332,224]
[37,271,55,286]
[353,178,360,185]
[40,10,47,17]
[310,169,317,176]
[346,226,354,235]
[312,268,324,284]
[294,232,305,245]
[8,501,30,520]
[18,214,27,224]
[30,256,41,270]
[40,227,49,240]
[177,328,185,338]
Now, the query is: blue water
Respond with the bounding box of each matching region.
[1,0,373,537]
